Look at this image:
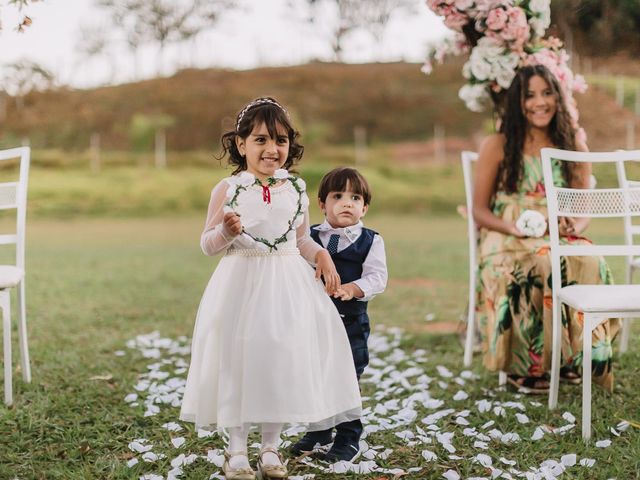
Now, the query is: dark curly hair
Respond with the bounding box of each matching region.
[219,97,304,175]
[497,65,577,193]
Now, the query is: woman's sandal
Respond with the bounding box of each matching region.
[223,450,256,480]
[560,366,582,385]
[257,446,288,480]
[506,374,550,394]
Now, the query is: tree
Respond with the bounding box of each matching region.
[304,0,416,61]
[1,0,34,32]
[96,0,236,76]
[550,0,640,56]
[0,60,54,111]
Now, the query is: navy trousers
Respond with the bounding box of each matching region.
[315,312,370,444]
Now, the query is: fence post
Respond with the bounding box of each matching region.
[354,125,367,165]
[90,132,101,173]
[635,85,640,117]
[155,128,166,168]
[616,76,625,107]
[626,120,635,149]
[434,124,445,162]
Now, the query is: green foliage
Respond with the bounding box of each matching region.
[128,113,176,152]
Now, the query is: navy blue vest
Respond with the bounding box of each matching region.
[310,225,377,316]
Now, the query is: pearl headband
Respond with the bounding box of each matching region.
[235,98,288,131]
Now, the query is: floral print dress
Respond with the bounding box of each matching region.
[477,156,619,391]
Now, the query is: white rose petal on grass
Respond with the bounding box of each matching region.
[562,412,576,424]
[580,458,596,467]
[422,449,438,462]
[561,454,577,467]
[617,421,631,432]
[516,209,547,237]
[142,452,159,462]
[474,454,492,467]
[171,437,186,448]
[126,458,139,468]
[531,427,545,441]
[128,441,152,453]
[499,457,516,466]
[442,470,461,480]
[436,365,453,378]
[124,393,138,403]
[453,390,468,401]
[473,440,489,450]
[162,422,183,432]
[114,350,125,356]
[515,413,529,424]
[455,416,470,426]
[198,429,216,438]
[595,439,611,448]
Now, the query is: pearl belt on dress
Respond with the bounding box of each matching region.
[225,247,300,257]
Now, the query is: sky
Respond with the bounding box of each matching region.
[0,0,449,89]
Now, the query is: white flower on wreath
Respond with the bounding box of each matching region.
[228,171,255,187]
[528,0,551,38]
[458,83,491,113]
[516,209,547,238]
[273,168,290,180]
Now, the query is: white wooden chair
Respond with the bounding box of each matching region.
[0,147,31,406]
[615,159,640,353]
[542,147,640,440]
[460,151,507,384]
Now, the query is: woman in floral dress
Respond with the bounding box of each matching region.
[473,65,619,393]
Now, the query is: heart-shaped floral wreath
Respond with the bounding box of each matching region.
[225,169,305,251]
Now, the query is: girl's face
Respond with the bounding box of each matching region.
[236,121,289,180]
[523,75,557,130]
[319,182,368,229]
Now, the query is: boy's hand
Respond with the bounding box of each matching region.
[223,211,243,236]
[315,250,340,295]
[333,283,364,301]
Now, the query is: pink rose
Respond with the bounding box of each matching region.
[443,10,469,31]
[486,8,507,31]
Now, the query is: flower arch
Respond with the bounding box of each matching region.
[423,0,586,140]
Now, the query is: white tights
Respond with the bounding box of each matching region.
[227,424,283,469]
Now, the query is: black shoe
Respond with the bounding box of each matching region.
[289,431,332,456]
[318,440,360,463]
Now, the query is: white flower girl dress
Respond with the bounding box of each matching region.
[180,171,362,431]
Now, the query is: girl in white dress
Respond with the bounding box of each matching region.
[180,97,362,480]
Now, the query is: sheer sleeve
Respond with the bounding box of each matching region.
[200,180,238,256]
[296,206,323,264]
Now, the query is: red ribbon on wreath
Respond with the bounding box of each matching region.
[261,185,271,204]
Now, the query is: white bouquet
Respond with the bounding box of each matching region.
[516,209,547,237]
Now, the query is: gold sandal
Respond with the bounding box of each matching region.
[223,450,255,480]
[257,446,288,479]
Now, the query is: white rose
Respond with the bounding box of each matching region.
[516,209,547,238]
[459,84,491,113]
[273,168,290,180]
[470,56,492,81]
[235,171,255,187]
[529,0,550,14]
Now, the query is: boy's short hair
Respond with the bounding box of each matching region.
[318,167,372,205]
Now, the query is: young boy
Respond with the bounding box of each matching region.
[291,167,388,462]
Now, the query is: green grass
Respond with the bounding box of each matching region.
[0,213,638,479]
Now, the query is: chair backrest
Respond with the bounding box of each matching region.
[616,159,640,247]
[461,150,479,273]
[0,147,30,270]
[541,148,640,292]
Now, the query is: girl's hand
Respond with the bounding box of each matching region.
[508,223,526,238]
[315,250,340,295]
[333,283,364,301]
[223,211,243,236]
[559,217,576,237]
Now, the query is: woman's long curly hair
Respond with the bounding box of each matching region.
[497,65,576,193]
[220,97,304,175]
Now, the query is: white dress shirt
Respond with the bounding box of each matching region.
[314,220,388,302]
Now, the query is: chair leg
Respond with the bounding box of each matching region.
[2,291,12,406]
[582,313,593,441]
[620,319,631,353]
[548,300,562,410]
[463,283,476,367]
[16,281,30,383]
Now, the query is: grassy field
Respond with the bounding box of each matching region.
[0,211,638,479]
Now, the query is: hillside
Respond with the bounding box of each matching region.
[1,60,639,154]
